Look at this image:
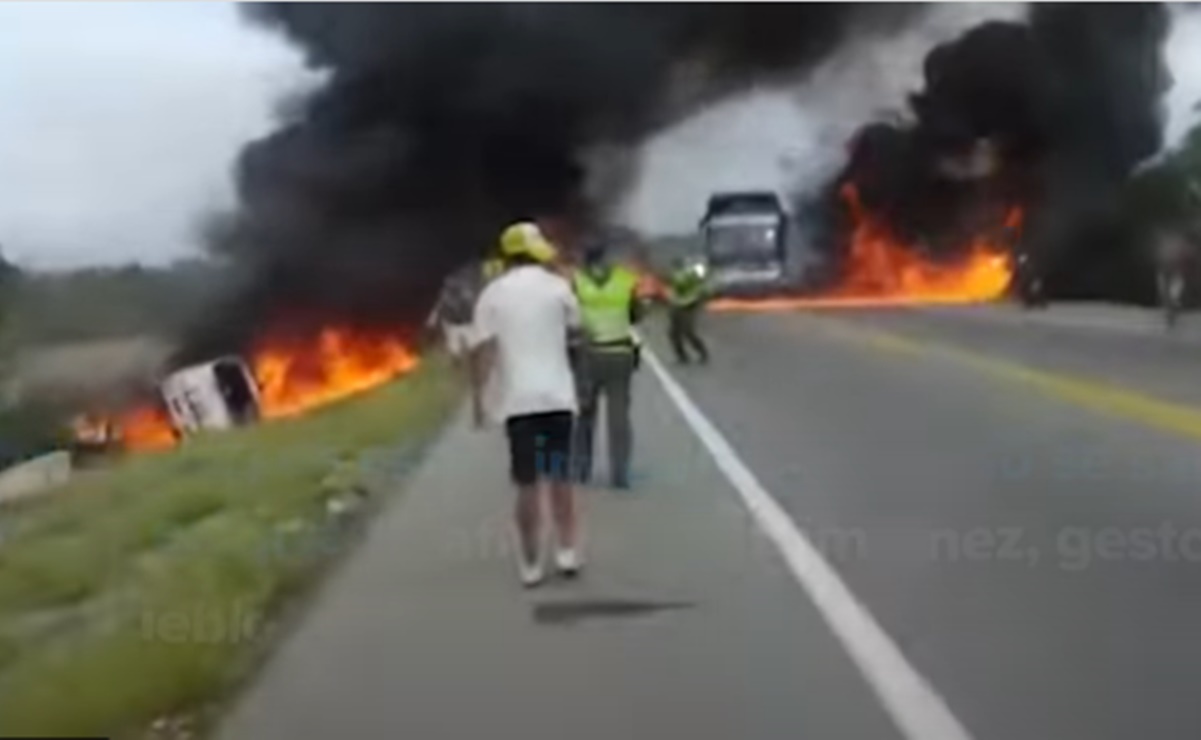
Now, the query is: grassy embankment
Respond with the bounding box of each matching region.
[0,355,461,738]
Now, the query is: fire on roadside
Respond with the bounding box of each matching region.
[251,325,419,420]
[117,405,177,452]
[89,325,420,453]
[713,183,1019,312]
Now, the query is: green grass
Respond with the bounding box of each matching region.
[0,355,461,738]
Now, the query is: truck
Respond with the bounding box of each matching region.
[700,191,795,297]
[160,356,261,435]
[68,355,260,458]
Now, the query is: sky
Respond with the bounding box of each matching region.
[1164,6,1201,148]
[1,3,1200,268]
[0,2,308,269]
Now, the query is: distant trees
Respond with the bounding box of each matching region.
[3,260,225,348]
[0,257,226,464]
[1125,126,1201,232]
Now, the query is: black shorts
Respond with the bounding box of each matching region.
[505,411,574,485]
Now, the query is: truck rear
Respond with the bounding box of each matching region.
[700,191,795,297]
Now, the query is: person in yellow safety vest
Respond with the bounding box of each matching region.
[666,256,711,365]
[482,255,505,282]
[571,239,642,489]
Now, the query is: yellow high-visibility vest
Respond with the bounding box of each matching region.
[573,266,638,346]
[482,258,504,281]
[668,266,707,307]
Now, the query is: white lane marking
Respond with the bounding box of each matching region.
[643,345,975,740]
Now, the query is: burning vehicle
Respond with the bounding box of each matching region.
[71,326,420,455]
[70,357,259,456]
[160,356,261,435]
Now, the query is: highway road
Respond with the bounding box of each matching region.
[221,303,1201,740]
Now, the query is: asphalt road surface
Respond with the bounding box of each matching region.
[221,302,1201,740]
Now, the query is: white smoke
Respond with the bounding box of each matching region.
[1162,4,1201,151]
[617,3,1024,237]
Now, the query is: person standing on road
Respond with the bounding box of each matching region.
[469,221,583,588]
[571,239,642,489]
[666,256,711,364]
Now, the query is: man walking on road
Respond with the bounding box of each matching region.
[666,256,711,364]
[470,221,582,588]
[571,239,642,489]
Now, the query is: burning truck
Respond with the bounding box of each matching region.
[73,326,420,455]
[72,356,260,458]
[160,356,261,435]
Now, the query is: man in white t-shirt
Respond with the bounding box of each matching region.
[470,221,582,588]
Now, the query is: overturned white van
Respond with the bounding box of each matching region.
[160,356,261,436]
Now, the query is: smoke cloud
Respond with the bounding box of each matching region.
[620,4,1022,237]
[178,2,1179,365]
[180,3,920,361]
[812,4,1170,300]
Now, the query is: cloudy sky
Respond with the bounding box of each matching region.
[1,3,1200,268]
[0,2,306,269]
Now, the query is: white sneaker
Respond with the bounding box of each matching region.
[554,547,582,578]
[518,553,545,588]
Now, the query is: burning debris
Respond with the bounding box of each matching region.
[88,326,419,454]
[827,184,1017,303]
[251,326,418,420]
[794,4,1170,304]
[115,405,177,453]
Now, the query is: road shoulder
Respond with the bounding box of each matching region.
[218,368,901,740]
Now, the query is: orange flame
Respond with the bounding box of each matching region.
[634,271,667,301]
[90,326,419,454]
[251,326,419,420]
[117,405,177,452]
[71,413,112,445]
[714,183,1018,311]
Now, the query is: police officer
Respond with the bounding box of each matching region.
[572,240,641,489]
[666,256,710,364]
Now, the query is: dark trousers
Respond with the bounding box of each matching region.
[668,304,709,363]
[573,348,635,485]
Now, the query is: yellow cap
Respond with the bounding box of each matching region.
[499,222,557,264]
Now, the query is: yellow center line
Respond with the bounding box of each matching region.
[817,318,1201,442]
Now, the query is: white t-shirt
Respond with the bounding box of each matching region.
[472,265,580,422]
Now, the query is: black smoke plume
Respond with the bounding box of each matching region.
[813,3,1170,301]
[180,3,916,362]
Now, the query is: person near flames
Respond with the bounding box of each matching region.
[427,263,484,362]
[468,221,583,587]
[571,237,642,489]
[1012,249,1046,308]
[665,255,711,364]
